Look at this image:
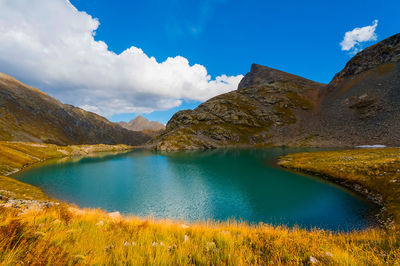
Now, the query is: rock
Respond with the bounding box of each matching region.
[96,220,104,226]
[151,32,400,150]
[325,252,333,257]
[105,244,114,252]
[108,211,122,219]
[118,115,165,137]
[184,235,189,242]
[168,244,177,252]
[309,256,319,264]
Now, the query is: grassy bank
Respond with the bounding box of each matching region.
[0,143,399,264]
[1,204,399,265]
[0,141,133,202]
[0,141,133,176]
[278,148,400,229]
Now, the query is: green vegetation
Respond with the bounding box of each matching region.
[273,104,297,124]
[286,92,314,110]
[0,143,400,264]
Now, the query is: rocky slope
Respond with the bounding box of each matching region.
[153,64,325,150]
[153,33,400,150]
[119,115,165,136]
[316,33,400,145]
[0,73,150,145]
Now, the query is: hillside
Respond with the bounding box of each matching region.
[119,115,165,136]
[153,33,400,150]
[0,73,150,145]
[153,64,324,150]
[316,33,400,145]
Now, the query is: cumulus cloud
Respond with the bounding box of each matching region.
[340,20,379,54]
[0,0,243,116]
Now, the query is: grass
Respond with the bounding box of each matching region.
[0,143,400,264]
[0,176,49,201]
[0,141,133,176]
[278,148,400,229]
[286,92,314,110]
[0,205,399,265]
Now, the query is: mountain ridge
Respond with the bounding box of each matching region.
[119,115,165,132]
[153,33,400,150]
[0,73,150,146]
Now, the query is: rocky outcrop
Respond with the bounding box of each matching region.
[316,33,400,146]
[153,33,400,150]
[119,115,165,136]
[0,73,150,145]
[153,64,325,151]
[329,33,400,86]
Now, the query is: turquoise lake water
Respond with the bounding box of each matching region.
[14,148,376,231]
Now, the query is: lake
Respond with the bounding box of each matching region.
[14,148,376,231]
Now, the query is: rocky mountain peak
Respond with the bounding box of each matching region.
[119,116,165,132]
[331,33,400,84]
[238,64,324,90]
[153,32,400,151]
[132,115,147,123]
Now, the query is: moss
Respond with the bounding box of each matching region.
[286,92,313,110]
[374,63,396,75]
[273,105,297,124]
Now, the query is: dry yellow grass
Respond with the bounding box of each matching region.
[0,142,399,265]
[0,175,49,201]
[0,205,399,265]
[0,141,133,176]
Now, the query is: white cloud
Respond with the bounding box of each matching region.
[0,0,243,116]
[340,20,379,54]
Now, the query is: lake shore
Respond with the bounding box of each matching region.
[278,148,400,230]
[0,142,399,264]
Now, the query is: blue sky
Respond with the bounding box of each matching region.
[71,0,399,124]
[0,0,399,124]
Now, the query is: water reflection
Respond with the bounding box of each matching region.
[14,148,376,231]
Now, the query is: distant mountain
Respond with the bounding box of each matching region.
[119,116,165,134]
[0,73,150,145]
[153,33,400,150]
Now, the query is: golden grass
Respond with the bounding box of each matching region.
[0,205,399,265]
[0,176,49,201]
[0,141,133,176]
[0,143,400,264]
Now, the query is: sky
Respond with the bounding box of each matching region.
[0,0,399,124]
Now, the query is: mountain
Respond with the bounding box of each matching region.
[153,33,400,150]
[316,33,400,145]
[0,73,150,145]
[153,64,325,150]
[119,116,165,134]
